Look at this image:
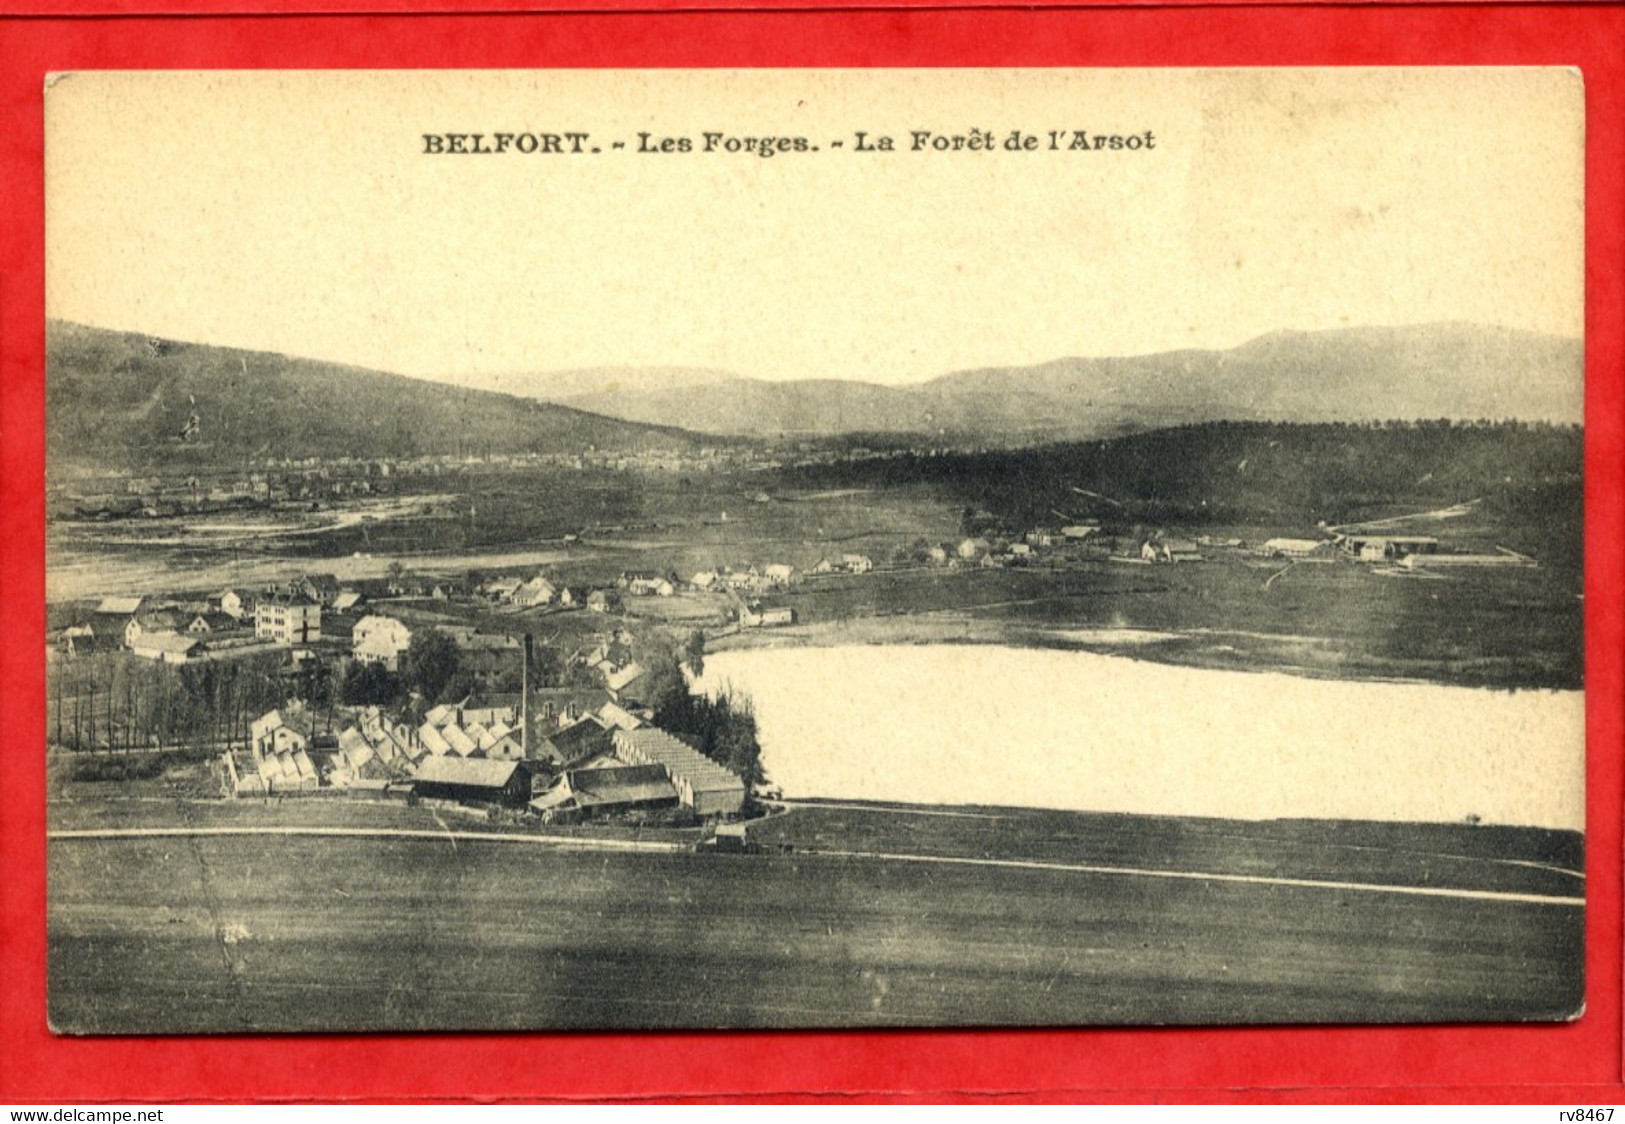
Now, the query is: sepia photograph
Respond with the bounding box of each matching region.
[42,68,1585,1033]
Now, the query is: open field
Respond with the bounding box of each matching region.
[49,797,1583,1032]
[712,556,1583,690]
[751,802,1584,898]
[47,788,707,847]
[47,474,962,600]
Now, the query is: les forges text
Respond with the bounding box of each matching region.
[421,128,1158,157]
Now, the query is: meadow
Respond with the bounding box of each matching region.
[49,802,1583,1032]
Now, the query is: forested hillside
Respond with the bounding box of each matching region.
[786,420,1584,566]
[46,321,705,469]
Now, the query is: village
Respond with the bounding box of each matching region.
[42,441,969,525]
[45,501,1542,845]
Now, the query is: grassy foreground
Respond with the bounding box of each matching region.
[48,799,1583,1032]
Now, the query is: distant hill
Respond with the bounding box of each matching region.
[520,323,1582,440]
[46,322,707,470]
[471,365,743,401]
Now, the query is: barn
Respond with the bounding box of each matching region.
[563,764,679,814]
[413,756,532,806]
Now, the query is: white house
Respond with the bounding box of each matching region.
[217,590,252,620]
[255,594,322,644]
[1261,538,1329,558]
[130,632,203,664]
[624,572,675,597]
[512,575,556,608]
[124,610,183,649]
[353,614,413,671]
[249,708,321,792]
[483,576,523,602]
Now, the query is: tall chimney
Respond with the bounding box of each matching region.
[521,632,533,760]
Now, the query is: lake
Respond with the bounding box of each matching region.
[696,642,1585,830]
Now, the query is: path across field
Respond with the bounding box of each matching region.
[47,800,1585,1032]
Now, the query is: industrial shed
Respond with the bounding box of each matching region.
[538,715,615,769]
[1261,537,1331,558]
[563,764,679,813]
[1339,534,1440,561]
[612,727,746,817]
[413,756,531,807]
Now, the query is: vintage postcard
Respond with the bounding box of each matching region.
[43,68,1584,1032]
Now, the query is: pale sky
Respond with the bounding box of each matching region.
[45,68,1584,390]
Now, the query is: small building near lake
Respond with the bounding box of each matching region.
[1338,534,1440,562]
[1260,537,1332,558]
[740,602,796,629]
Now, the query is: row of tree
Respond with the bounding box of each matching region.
[646,630,767,790]
[51,622,770,804]
[48,651,290,753]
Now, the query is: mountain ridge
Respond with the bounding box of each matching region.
[46,320,1584,467]
[515,322,1582,441]
[45,320,712,469]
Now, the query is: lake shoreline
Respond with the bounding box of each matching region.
[707,612,1578,693]
[696,642,1585,831]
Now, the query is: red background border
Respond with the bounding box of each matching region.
[1,5,1620,1103]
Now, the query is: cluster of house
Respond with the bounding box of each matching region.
[52,577,349,664]
[477,569,716,612]
[351,606,646,700]
[53,464,400,522]
[946,525,1108,568]
[229,690,746,821]
[350,613,522,674]
[480,573,597,610]
[474,563,804,629]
